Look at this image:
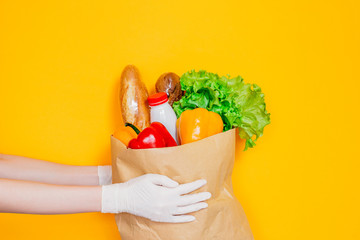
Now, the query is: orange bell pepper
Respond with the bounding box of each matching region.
[177,108,224,144]
[113,123,140,147]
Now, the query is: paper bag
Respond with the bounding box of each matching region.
[111,129,254,240]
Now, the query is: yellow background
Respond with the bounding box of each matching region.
[1,0,359,239]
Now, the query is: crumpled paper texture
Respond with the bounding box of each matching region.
[111,129,254,240]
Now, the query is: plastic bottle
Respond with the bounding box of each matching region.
[148,92,178,144]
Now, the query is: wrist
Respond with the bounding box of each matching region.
[98,165,112,185]
[101,183,128,213]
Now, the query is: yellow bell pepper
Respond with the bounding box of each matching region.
[177,108,224,144]
[113,123,140,147]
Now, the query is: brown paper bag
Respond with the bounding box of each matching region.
[111,129,254,240]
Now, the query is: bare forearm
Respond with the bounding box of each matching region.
[0,154,99,185]
[0,179,101,214]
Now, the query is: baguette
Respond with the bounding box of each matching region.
[119,65,150,130]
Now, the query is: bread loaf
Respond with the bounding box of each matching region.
[119,65,150,130]
[155,72,183,106]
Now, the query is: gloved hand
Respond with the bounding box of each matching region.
[98,165,112,185]
[101,174,211,223]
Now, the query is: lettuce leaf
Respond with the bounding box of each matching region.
[173,70,270,150]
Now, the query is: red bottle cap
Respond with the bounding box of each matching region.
[148,92,168,106]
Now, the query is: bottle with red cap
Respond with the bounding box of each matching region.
[147,92,178,144]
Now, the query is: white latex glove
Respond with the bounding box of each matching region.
[98,165,112,185]
[101,174,211,223]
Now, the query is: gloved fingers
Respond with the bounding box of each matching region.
[173,202,208,215]
[147,174,179,188]
[170,215,196,223]
[178,192,211,206]
[176,179,207,195]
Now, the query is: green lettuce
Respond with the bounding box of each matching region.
[173,70,270,150]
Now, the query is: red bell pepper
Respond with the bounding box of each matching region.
[128,122,177,149]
